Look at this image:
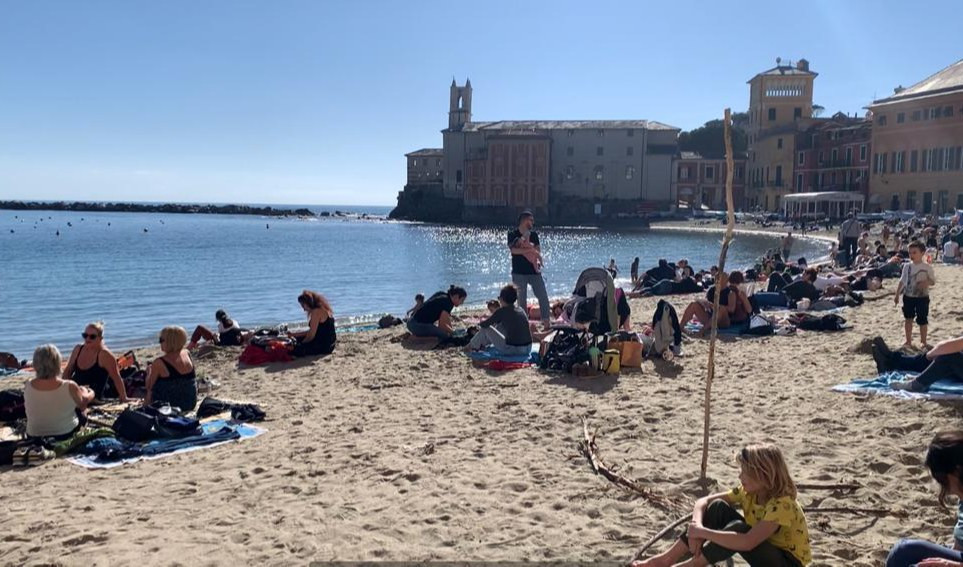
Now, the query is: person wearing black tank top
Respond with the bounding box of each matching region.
[146,326,198,411]
[63,322,133,402]
[288,290,337,357]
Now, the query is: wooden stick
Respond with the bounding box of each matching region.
[579,417,679,512]
[700,108,736,488]
[804,506,907,518]
[796,482,861,491]
[632,514,692,560]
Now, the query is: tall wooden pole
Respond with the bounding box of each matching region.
[699,109,737,487]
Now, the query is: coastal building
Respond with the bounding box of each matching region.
[745,58,818,212]
[671,152,746,210]
[867,59,963,214]
[793,113,871,198]
[405,149,443,184]
[394,79,681,224]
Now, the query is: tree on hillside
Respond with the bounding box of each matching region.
[678,114,748,158]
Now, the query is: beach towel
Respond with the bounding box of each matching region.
[685,320,749,336]
[67,419,265,469]
[833,372,963,401]
[467,344,539,364]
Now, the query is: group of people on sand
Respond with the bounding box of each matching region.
[22,289,336,441]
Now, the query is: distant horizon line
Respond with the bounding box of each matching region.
[1,198,394,209]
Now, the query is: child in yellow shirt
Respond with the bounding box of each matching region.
[633,444,811,566]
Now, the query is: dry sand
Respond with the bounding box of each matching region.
[3,265,963,566]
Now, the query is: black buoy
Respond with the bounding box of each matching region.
[143,228,148,233]
[56,230,60,236]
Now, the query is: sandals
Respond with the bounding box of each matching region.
[13,445,55,467]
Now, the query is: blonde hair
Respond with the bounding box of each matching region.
[736,444,797,500]
[159,326,188,354]
[86,321,105,337]
[33,344,63,379]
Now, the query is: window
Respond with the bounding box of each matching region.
[777,138,783,149]
[456,170,462,183]
[565,165,575,180]
[946,106,955,117]
[794,107,802,119]
[567,146,574,157]
[911,150,919,172]
[626,146,634,156]
[625,166,635,180]
[921,149,929,172]
[832,148,838,163]
[412,159,418,167]
[567,129,575,137]
[930,107,939,119]
[912,110,922,121]
[831,172,836,185]
[705,166,714,180]
[798,152,804,166]
[860,145,867,162]
[907,191,917,210]
[597,129,605,137]
[897,112,905,123]
[436,159,441,167]
[943,147,952,171]
[596,146,604,156]
[899,151,906,173]
[627,129,634,137]
[796,173,803,191]
[775,165,782,186]
[935,107,943,119]
[768,108,776,121]
[594,166,604,181]
[818,151,824,164]
[877,114,887,126]
[679,166,689,180]
[736,166,743,179]
[845,147,853,164]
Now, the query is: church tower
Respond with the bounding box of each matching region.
[448,78,472,130]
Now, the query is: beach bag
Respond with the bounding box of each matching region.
[539,327,589,373]
[601,349,621,375]
[112,408,158,442]
[743,314,775,336]
[607,332,643,368]
[142,403,202,437]
[0,389,26,423]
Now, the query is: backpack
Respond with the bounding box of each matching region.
[743,313,775,336]
[112,408,158,442]
[791,313,847,332]
[0,389,26,423]
[539,328,590,373]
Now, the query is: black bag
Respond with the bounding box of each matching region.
[112,408,158,442]
[793,313,847,332]
[0,389,26,423]
[539,328,589,373]
[141,403,201,437]
[196,397,231,419]
[231,404,266,423]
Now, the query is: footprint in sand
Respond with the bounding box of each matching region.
[869,461,894,474]
[63,533,110,547]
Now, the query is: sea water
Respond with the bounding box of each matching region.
[0,208,828,358]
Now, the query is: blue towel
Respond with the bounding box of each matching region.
[833,371,963,400]
[468,344,539,363]
[685,321,749,336]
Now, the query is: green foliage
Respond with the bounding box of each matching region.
[678,115,748,158]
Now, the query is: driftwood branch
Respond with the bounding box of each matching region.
[579,417,679,512]
[700,108,737,488]
[796,482,861,491]
[804,506,907,518]
[632,514,692,560]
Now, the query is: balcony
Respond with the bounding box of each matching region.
[817,158,856,169]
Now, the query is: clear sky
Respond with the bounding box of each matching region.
[0,0,959,206]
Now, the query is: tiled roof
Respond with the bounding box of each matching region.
[405,148,444,157]
[459,119,679,132]
[871,59,963,106]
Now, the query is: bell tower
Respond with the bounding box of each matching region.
[448,78,472,130]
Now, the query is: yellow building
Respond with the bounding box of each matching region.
[867,59,963,214]
[745,58,817,211]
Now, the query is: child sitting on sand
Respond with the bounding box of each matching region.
[633,444,811,567]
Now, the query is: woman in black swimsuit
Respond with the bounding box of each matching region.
[63,322,134,402]
[289,290,336,357]
[146,326,198,412]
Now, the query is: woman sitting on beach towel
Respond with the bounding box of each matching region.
[466,284,532,357]
[886,431,963,566]
[407,285,467,340]
[680,271,751,336]
[63,321,134,403]
[288,290,337,357]
[634,444,811,567]
[25,344,94,439]
[146,326,198,412]
[187,310,252,350]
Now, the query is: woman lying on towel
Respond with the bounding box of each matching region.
[886,431,963,566]
[872,335,963,392]
[146,326,198,412]
[63,321,134,402]
[406,285,467,340]
[25,344,94,439]
[633,444,811,567]
[465,284,532,357]
[680,271,752,337]
[288,290,337,357]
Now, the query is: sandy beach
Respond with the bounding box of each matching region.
[2,262,962,566]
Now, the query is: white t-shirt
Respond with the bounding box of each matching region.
[900,262,936,297]
[218,320,241,333]
[945,240,960,260]
[814,275,847,291]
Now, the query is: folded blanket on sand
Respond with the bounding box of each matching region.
[684,321,749,336]
[833,372,963,400]
[467,345,540,363]
[67,419,265,469]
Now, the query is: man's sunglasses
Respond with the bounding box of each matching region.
[81,333,100,340]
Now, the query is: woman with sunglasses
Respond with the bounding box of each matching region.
[62,321,134,403]
[145,326,197,411]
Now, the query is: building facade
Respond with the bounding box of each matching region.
[405,149,443,184]
[794,113,871,198]
[671,152,746,210]
[867,59,963,214]
[399,79,680,223]
[745,59,818,211]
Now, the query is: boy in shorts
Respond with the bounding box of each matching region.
[895,241,936,349]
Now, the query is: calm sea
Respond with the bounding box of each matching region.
[0,207,828,359]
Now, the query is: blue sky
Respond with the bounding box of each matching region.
[0,0,958,206]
